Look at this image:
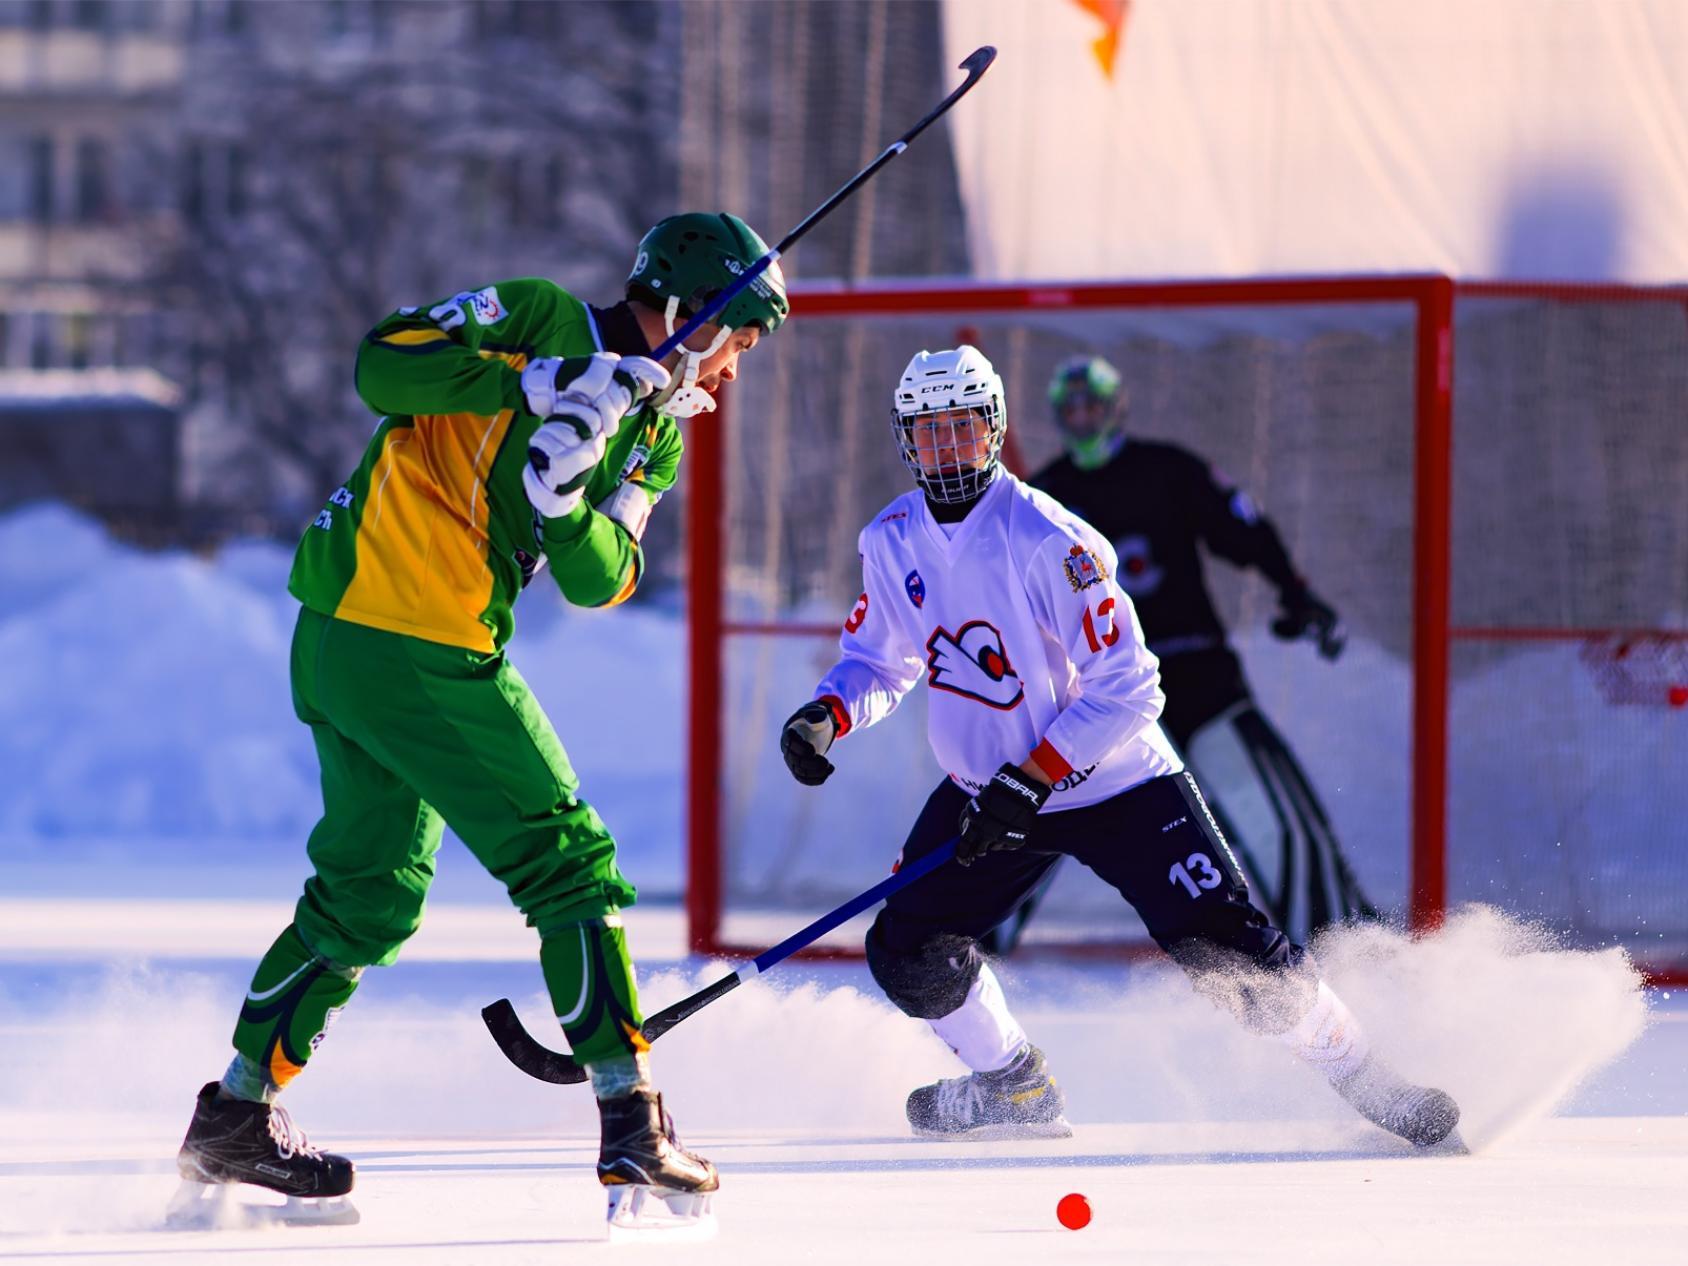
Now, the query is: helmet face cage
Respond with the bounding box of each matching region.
[891,346,1008,504]
[890,401,1006,504]
[898,349,999,509]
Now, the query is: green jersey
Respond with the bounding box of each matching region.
[289,279,681,652]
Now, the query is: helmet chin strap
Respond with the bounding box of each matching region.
[649,298,733,418]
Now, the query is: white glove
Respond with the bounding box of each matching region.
[520,353,670,439]
[523,411,607,518]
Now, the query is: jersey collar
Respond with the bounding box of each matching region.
[916,471,1010,560]
[589,301,656,359]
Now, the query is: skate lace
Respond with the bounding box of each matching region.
[266,1104,323,1162]
[934,1075,986,1126]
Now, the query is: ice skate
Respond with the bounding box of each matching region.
[1334,1055,1462,1149]
[597,1089,718,1242]
[167,1081,358,1228]
[906,1043,1073,1141]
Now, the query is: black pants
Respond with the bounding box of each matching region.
[868,773,1310,1028]
[981,645,1376,954]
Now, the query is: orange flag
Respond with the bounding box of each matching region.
[1068,0,1131,79]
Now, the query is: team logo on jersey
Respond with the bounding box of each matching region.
[428,286,505,332]
[1062,543,1109,592]
[905,569,925,608]
[1113,533,1164,596]
[615,422,660,484]
[618,445,651,483]
[468,286,505,324]
[926,620,1024,710]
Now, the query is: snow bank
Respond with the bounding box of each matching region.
[0,504,685,887]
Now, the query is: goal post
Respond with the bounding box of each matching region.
[685,274,1688,982]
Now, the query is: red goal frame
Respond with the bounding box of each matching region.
[685,274,1687,984]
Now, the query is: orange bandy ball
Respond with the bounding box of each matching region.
[1056,1193,1091,1230]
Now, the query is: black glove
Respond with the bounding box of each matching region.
[779,701,838,786]
[956,763,1051,866]
[1271,584,1346,661]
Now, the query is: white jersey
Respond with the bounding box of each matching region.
[815,473,1183,812]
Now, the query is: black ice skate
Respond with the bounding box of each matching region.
[906,1043,1073,1140]
[1335,1055,1463,1150]
[596,1089,719,1241]
[167,1081,358,1227]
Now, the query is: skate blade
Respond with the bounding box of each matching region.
[912,1117,1074,1142]
[165,1179,360,1229]
[605,1183,717,1244]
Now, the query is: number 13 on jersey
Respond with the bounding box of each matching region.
[1081,597,1120,653]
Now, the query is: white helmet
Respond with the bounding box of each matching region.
[891,345,1007,504]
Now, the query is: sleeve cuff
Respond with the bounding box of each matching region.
[1028,738,1074,783]
[816,693,852,739]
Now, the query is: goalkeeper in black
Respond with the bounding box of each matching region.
[984,354,1375,954]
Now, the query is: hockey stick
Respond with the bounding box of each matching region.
[645,45,997,363]
[482,837,959,1084]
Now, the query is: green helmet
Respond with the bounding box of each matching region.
[627,212,789,334]
[1048,354,1128,470]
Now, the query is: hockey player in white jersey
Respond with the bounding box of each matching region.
[779,346,1460,1148]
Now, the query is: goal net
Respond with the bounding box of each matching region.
[685,277,1688,980]
[1445,284,1688,980]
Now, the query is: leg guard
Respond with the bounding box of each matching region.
[540,915,648,1068]
[230,924,363,1097]
[865,914,981,1021]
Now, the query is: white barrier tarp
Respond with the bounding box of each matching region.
[940,0,1688,282]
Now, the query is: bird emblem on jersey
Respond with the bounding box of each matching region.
[1062,543,1109,592]
[905,569,926,608]
[926,620,1024,710]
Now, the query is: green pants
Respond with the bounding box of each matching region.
[289,606,636,958]
[230,607,645,1089]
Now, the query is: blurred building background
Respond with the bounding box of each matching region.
[0,0,960,572]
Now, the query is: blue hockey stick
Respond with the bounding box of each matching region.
[482,838,958,1084]
[643,46,995,363]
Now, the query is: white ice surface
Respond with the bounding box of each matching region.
[6,1118,1687,1266]
[1,889,1682,1264]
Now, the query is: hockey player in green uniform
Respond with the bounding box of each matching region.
[170,212,788,1234]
